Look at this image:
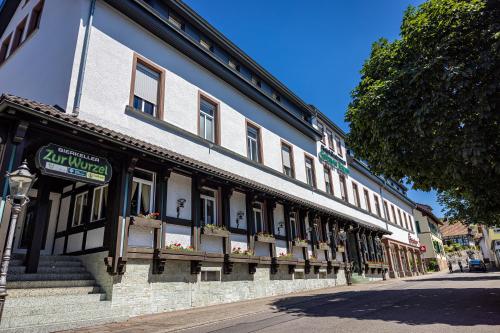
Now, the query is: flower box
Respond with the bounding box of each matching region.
[202,225,230,237]
[318,242,330,251]
[255,233,276,243]
[130,216,162,229]
[337,245,345,252]
[229,254,260,264]
[162,248,205,261]
[292,239,309,248]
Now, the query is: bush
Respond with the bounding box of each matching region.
[426,259,439,272]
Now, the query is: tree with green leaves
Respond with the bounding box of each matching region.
[346,0,499,225]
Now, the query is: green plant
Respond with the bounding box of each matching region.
[166,243,194,251]
[203,224,227,231]
[279,252,294,259]
[256,232,275,238]
[232,247,254,256]
[137,212,160,219]
[426,258,439,272]
[293,238,308,246]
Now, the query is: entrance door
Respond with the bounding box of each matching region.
[13,189,61,255]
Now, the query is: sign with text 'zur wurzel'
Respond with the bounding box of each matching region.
[36,144,112,185]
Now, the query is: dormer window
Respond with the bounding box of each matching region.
[168,12,184,30]
[272,91,281,102]
[228,58,240,71]
[200,37,213,51]
[251,75,261,88]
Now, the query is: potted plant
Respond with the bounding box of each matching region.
[318,241,330,251]
[165,243,194,252]
[292,238,308,248]
[130,212,161,229]
[255,232,275,243]
[231,247,255,256]
[202,223,230,237]
[278,252,294,259]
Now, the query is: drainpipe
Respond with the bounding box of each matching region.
[72,0,96,116]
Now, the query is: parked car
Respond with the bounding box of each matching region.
[468,259,487,272]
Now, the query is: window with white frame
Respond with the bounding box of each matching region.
[130,169,155,216]
[247,124,261,163]
[133,62,160,117]
[363,189,371,213]
[253,202,264,233]
[335,136,343,157]
[90,185,108,222]
[326,129,334,148]
[200,188,217,225]
[352,183,361,208]
[374,194,382,217]
[199,97,216,142]
[339,174,348,202]
[72,192,88,227]
[305,156,315,187]
[324,167,333,195]
[281,143,294,177]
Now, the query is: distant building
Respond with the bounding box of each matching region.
[440,221,476,247]
[414,204,447,271]
[479,226,500,268]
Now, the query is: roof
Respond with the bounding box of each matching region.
[416,203,442,225]
[0,94,390,235]
[439,221,470,238]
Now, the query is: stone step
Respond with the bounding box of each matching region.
[0,302,126,330]
[9,259,82,267]
[8,265,87,274]
[7,286,102,298]
[7,279,96,289]
[3,295,110,317]
[7,273,93,282]
[4,292,107,308]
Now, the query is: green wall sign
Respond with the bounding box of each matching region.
[319,146,349,175]
[36,143,112,185]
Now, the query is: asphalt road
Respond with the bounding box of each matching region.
[67,271,500,333]
[178,272,500,333]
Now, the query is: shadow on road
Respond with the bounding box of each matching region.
[271,284,500,326]
[404,274,500,282]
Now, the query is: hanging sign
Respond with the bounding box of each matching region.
[318,145,349,174]
[36,143,112,185]
[408,233,419,246]
[420,245,427,252]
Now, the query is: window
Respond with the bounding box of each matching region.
[253,202,264,233]
[10,16,28,54]
[317,122,325,143]
[272,91,281,102]
[281,142,294,177]
[384,201,390,221]
[326,130,334,148]
[228,58,240,71]
[363,189,371,213]
[415,221,421,233]
[373,194,382,217]
[290,212,301,239]
[246,123,262,163]
[339,174,348,202]
[90,185,108,222]
[200,188,217,225]
[352,183,361,208]
[199,95,218,143]
[324,167,333,195]
[130,169,155,216]
[72,192,88,227]
[304,155,316,187]
[168,11,184,30]
[131,56,164,118]
[26,0,43,38]
[0,34,11,65]
[391,205,397,225]
[335,136,343,157]
[407,214,414,231]
[251,75,261,88]
[200,37,213,51]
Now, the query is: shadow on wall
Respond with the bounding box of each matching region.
[271,284,500,326]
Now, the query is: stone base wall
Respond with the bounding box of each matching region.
[78,251,116,299]
[110,259,347,317]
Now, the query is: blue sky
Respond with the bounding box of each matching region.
[183,0,444,216]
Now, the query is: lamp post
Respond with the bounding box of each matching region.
[0,160,36,319]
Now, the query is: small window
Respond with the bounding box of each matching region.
[281,142,294,177]
[384,201,390,221]
[415,221,421,233]
[324,167,333,195]
[26,0,44,38]
[363,189,371,213]
[131,58,163,118]
[391,205,397,225]
[352,183,361,208]
[200,188,217,225]
[168,11,184,30]
[339,174,348,202]
[228,58,240,71]
[373,194,382,217]
[90,185,108,222]
[294,270,305,279]
[199,96,217,143]
[326,130,334,148]
[290,212,300,239]
[200,37,213,51]
[251,75,262,88]
[0,34,11,65]
[72,192,88,227]
[130,169,156,216]
[247,123,262,163]
[304,155,316,188]
[253,202,264,233]
[397,209,404,228]
[272,91,281,102]
[335,136,343,157]
[11,16,28,54]
[200,269,221,282]
[317,122,325,143]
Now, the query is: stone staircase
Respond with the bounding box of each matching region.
[0,254,126,333]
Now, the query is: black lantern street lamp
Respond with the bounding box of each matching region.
[0,160,36,319]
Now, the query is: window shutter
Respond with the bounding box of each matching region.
[135,63,159,105]
[282,147,291,168]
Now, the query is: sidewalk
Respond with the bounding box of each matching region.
[60,274,438,333]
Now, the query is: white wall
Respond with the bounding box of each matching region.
[229,191,246,229]
[166,172,192,220]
